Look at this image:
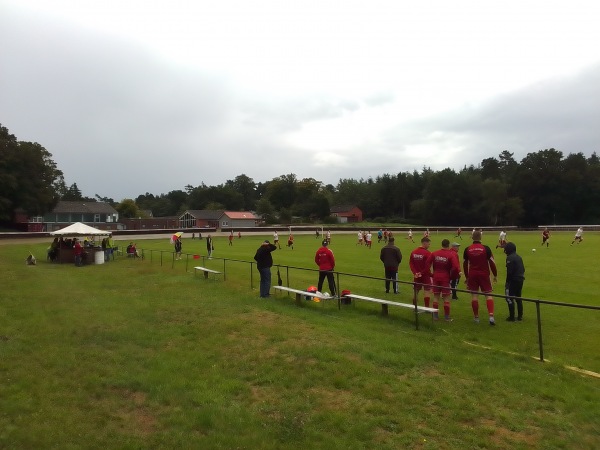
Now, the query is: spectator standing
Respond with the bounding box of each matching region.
[315,239,336,297]
[449,242,461,299]
[426,239,461,321]
[254,240,278,298]
[206,234,213,259]
[504,242,525,322]
[463,230,498,325]
[380,237,402,294]
[228,231,234,246]
[73,238,83,266]
[409,237,432,308]
[174,236,182,260]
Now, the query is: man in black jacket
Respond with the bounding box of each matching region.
[254,240,278,298]
[504,242,525,321]
[380,237,402,294]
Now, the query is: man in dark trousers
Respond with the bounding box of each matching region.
[254,240,277,298]
[504,242,525,321]
[380,237,402,294]
[315,239,336,297]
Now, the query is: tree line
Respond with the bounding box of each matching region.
[2,123,599,226]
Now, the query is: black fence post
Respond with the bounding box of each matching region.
[413,289,420,331]
[536,301,544,362]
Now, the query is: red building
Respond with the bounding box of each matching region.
[330,205,363,223]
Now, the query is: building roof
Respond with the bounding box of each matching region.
[52,201,118,214]
[223,211,259,220]
[182,210,224,220]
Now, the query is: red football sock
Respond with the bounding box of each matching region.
[444,301,450,317]
[424,296,431,308]
[486,298,495,316]
[433,300,439,311]
[471,299,479,316]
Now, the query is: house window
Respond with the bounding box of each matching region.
[31,216,43,223]
[222,220,228,226]
[94,214,101,222]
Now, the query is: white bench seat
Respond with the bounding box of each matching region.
[194,266,222,279]
[273,286,335,305]
[345,294,438,316]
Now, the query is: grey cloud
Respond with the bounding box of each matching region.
[364,91,395,107]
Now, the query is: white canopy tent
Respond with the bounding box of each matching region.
[50,222,111,237]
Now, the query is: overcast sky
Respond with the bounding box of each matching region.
[2,0,599,201]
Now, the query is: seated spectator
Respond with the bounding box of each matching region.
[126,242,140,258]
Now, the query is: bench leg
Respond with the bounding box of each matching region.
[295,293,302,306]
[203,271,209,279]
[381,304,389,316]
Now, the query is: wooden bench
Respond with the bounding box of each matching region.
[273,286,336,306]
[194,266,222,280]
[345,294,438,317]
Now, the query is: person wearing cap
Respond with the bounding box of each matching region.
[254,240,278,298]
[426,239,461,321]
[315,239,336,297]
[450,242,461,299]
[463,230,498,325]
[380,237,402,294]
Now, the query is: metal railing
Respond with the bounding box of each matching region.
[135,248,600,363]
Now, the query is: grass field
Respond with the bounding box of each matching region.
[1,230,599,449]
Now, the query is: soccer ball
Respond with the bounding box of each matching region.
[532,248,536,252]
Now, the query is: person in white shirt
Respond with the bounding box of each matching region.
[496,230,507,249]
[571,227,584,245]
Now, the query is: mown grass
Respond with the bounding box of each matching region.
[1,230,599,449]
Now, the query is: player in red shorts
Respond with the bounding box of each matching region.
[426,239,461,321]
[463,230,498,325]
[409,237,432,308]
[541,227,550,247]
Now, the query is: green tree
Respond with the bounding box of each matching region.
[116,199,140,218]
[0,125,64,220]
[62,183,84,201]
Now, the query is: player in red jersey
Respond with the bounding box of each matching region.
[454,227,463,240]
[409,237,432,307]
[426,239,461,321]
[463,230,498,325]
[541,227,550,247]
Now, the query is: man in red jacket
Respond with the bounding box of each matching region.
[409,237,432,307]
[426,239,461,321]
[73,238,83,267]
[463,230,498,325]
[315,240,336,297]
